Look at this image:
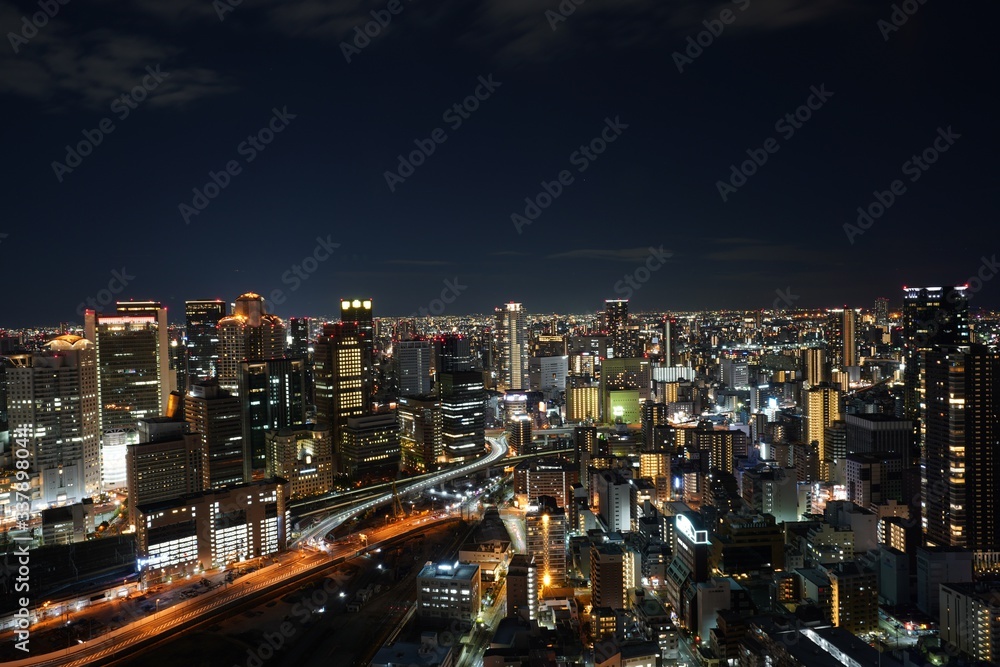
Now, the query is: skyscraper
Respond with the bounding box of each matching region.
[287,316,311,358]
[398,395,442,473]
[922,344,1000,553]
[217,293,286,395]
[804,346,828,388]
[805,384,841,481]
[397,338,433,396]
[875,297,889,327]
[86,304,171,488]
[434,333,474,374]
[239,358,307,476]
[314,320,373,448]
[184,299,227,386]
[525,496,567,589]
[902,286,969,424]
[126,417,203,526]
[439,370,485,462]
[6,335,100,503]
[606,299,636,358]
[662,316,678,366]
[340,298,374,365]
[185,379,244,489]
[495,302,528,391]
[842,307,857,368]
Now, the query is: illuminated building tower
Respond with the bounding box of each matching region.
[506,554,538,622]
[642,401,667,448]
[902,286,969,426]
[86,304,171,488]
[239,358,307,477]
[439,370,485,462]
[662,317,678,366]
[875,297,889,327]
[184,299,227,386]
[494,302,528,391]
[828,562,878,635]
[842,307,858,369]
[922,344,1000,553]
[805,384,841,481]
[804,346,828,388]
[398,339,433,396]
[825,310,844,368]
[287,317,311,358]
[591,543,631,610]
[940,582,1000,664]
[340,412,400,475]
[566,380,599,423]
[314,320,373,449]
[126,417,203,526]
[398,395,442,473]
[525,496,567,589]
[664,512,711,627]
[340,298,374,367]
[6,335,100,503]
[265,423,333,499]
[507,414,532,456]
[606,299,637,358]
[217,293,285,396]
[434,333,474,373]
[184,379,245,489]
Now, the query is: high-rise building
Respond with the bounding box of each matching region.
[434,333,474,374]
[525,496,567,589]
[6,335,100,503]
[595,470,636,533]
[828,562,877,635]
[86,305,171,488]
[940,582,1000,664]
[287,316,311,358]
[875,297,889,326]
[265,423,333,498]
[922,344,1000,553]
[902,286,969,424]
[641,402,667,448]
[184,379,244,489]
[184,299,227,386]
[842,307,858,368]
[606,299,638,358]
[506,554,538,622]
[804,347,828,388]
[126,417,203,526]
[662,317,678,366]
[805,384,841,480]
[217,293,285,395]
[439,370,485,462]
[507,414,532,456]
[397,339,433,396]
[566,382,599,422]
[314,320,373,447]
[398,396,442,473]
[239,358,307,476]
[591,543,630,610]
[495,303,528,391]
[340,412,400,475]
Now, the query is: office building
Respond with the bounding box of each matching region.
[525,496,567,589]
[184,380,245,489]
[507,414,532,456]
[439,370,485,462]
[595,470,636,533]
[416,561,481,630]
[828,562,877,636]
[135,478,289,581]
[916,546,974,617]
[566,383,600,422]
[184,299,227,385]
[217,293,285,395]
[804,346,827,388]
[902,285,969,424]
[340,412,400,475]
[845,453,903,507]
[86,305,171,488]
[126,417,203,526]
[239,357,307,476]
[398,395,443,473]
[287,316,311,358]
[314,320,373,444]
[841,307,857,369]
[397,339,433,396]
[844,413,914,464]
[340,298,375,362]
[434,333,475,374]
[922,344,1000,552]
[265,423,333,499]
[495,302,528,391]
[6,335,100,503]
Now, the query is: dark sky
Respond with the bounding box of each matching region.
[1,0,996,326]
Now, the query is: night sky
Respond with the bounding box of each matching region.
[1,0,996,326]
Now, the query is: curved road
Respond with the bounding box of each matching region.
[294,435,507,546]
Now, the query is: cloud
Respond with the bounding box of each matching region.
[384,259,453,267]
[0,5,236,111]
[547,247,673,262]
